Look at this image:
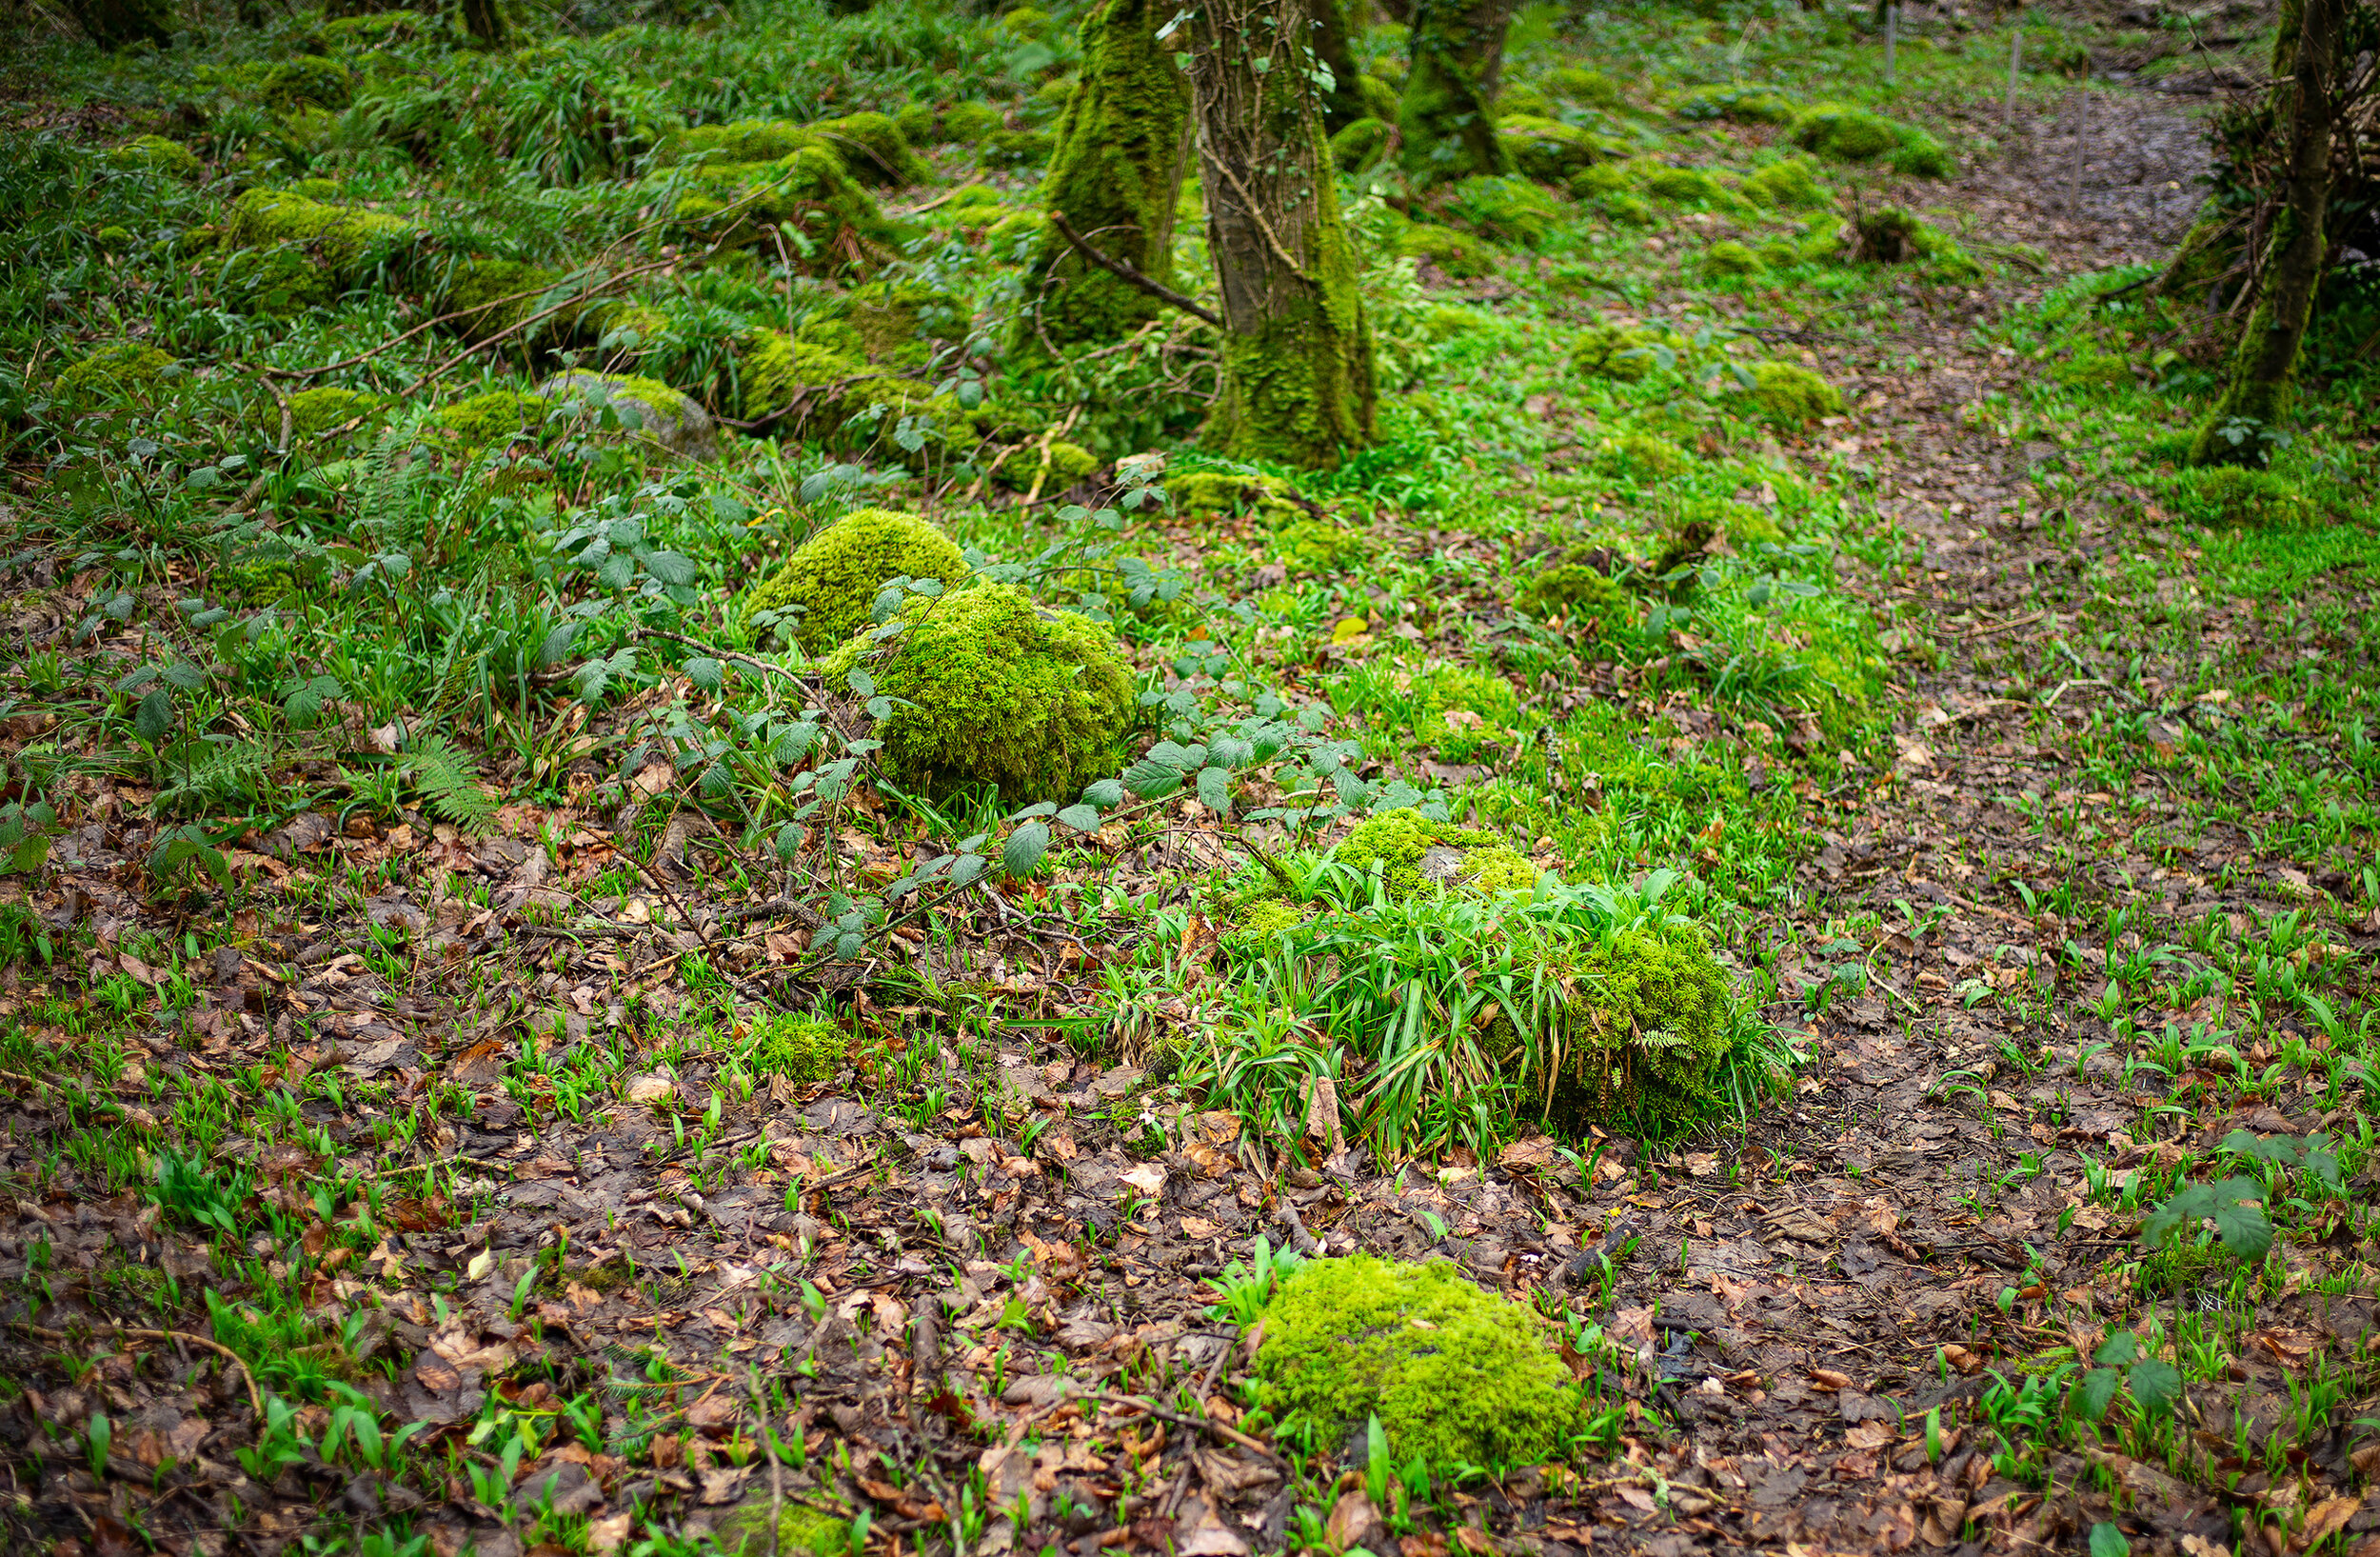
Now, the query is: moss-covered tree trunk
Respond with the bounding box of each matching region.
[1398,0,1516,183]
[1187,0,1378,469]
[1015,0,1192,359]
[2186,0,2340,468]
[1312,0,1370,132]
[66,0,173,48]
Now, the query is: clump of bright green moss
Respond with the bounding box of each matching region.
[1791,104,1952,177]
[1255,1256,1592,1468]
[1598,432,1693,479]
[1740,360,1844,426]
[743,508,970,651]
[1496,116,1603,183]
[1703,240,1764,278]
[107,135,201,177]
[1852,209,1980,278]
[744,1013,850,1084]
[1741,157,1828,210]
[1516,564,1631,633]
[1570,322,1692,382]
[1395,222,1497,278]
[1336,810,1540,901]
[55,342,177,409]
[1530,924,1734,1122]
[434,389,545,446]
[2156,467,2314,527]
[818,583,1135,806]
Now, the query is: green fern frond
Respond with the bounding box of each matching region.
[403,730,498,836]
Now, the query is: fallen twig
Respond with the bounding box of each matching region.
[14,1320,264,1420]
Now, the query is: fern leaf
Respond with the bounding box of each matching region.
[404,731,498,836]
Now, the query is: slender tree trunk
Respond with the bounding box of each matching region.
[1312,0,1370,132]
[1188,0,1377,468]
[2186,0,2340,468]
[458,0,506,47]
[66,0,173,48]
[1398,0,1516,183]
[1015,0,1193,359]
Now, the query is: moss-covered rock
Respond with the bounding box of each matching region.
[1497,115,1601,184]
[1275,516,1367,574]
[1570,323,1691,382]
[1741,156,1828,210]
[1851,208,1979,277]
[744,1012,850,1084]
[54,342,178,410]
[1358,73,1400,124]
[709,1498,855,1557]
[1444,173,1563,249]
[1336,809,1539,901]
[433,258,666,350]
[218,189,417,315]
[2156,467,2313,527]
[665,119,825,166]
[808,111,930,187]
[1165,470,1307,522]
[1533,924,1733,1121]
[2054,350,2132,389]
[1791,104,1952,177]
[433,389,545,447]
[736,335,1068,489]
[893,101,941,146]
[1740,360,1843,426]
[107,134,201,177]
[1704,239,1764,278]
[262,55,353,111]
[1256,1255,1591,1467]
[1598,431,1693,479]
[1594,190,1656,226]
[1395,221,1497,278]
[1547,66,1623,108]
[818,583,1136,806]
[282,386,382,440]
[743,508,970,651]
[1331,116,1393,172]
[1675,85,1798,125]
[943,101,1006,143]
[983,128,1055,168]
[666,146,893,269]
[1516,562,1630,633]
[1632,160,1741,210]
[535,372,716,459]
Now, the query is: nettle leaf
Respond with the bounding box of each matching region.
[1123,755,1186,799]
[684,657,724,693]
[2076,1367,2122,1423]
[1081,779,1124,808]
[948,854,987,888]
[134,689,175,744]
[2146,1177,2271,1260]
[1002,820,1050,877]
[1056,804,1101,834]
[2092,1332,2139,1367]
[2125,1358,2182,1414]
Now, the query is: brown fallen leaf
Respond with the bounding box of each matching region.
[1809,1367,1853,1391]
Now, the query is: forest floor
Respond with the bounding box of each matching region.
[2,5,2378,1557]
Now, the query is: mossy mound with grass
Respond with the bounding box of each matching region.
[1704,240,1764,278]
[263,386,382,442]
[1396,222,1498,278]
[2156,467,2314,528]
[744,1013,850,1084]
[1332,117,1393,172]
[818,583,1135,806]
[1497,116,1604,183]
[1571,323,1693,382]
[1336,809,1539,901]
[1629,160,1742,210]
[712,1498,855,1557]
[433,389,545,447]
[664,147,892,269]
[262,54,352,110]
[108,135,201,177]
[537,372,717,460]
[1791,104,1951,177]
[1517,563,1632,633]
[1675,85,1798,126]
[1413,665,1520,756]
[1255,1255,1592,1468]
[2054,350,2132,389]
[219,189,419,315]
[55,342,178,410]
[1521,924,1733,1124]
[1547,67,1624,109]
[806,111,929,187]
[1444,174,1565,249]
[983,128,1055,168]
[1738,360,1844,427]
[809,279,970,369]
[1167,471,1308,523]
[743,508,970,651]
[1275,517,1367,574]
[1852,209,1979,278]
[1741,157,1828,210]
[1598,431,1694,479]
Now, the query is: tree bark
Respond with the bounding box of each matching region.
[1398,0,1517,183]
[66,0,173,48]
[1312,0,1370,133]
[458,0,506,47]
[1016,0,1193,359]
[1187,0,1378,468]
[2186,0,2340,468]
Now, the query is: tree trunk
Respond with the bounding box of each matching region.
[2186,0,2340,468]
[1187,0,1378,469]
[458,0,506,47]
[1015,0,1193,359]
[1312,0,1370,133]
[1398,0,1516,183]
[66,0,173,48]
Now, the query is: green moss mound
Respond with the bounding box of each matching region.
[1741,360,1844,426]
[2157,467,2314,527]
[1516,563,1630,634]
[434,389,545,447]
[1704,240,1764,278]
[1547,67,1623,109]
[1444,174,1563,248]
[1791,104,1951,177]
[1331,116,1393,172]
[108,135,201,177]
[744,1013,850,1084]
[1256,1256,1591,1468]
[1599,431,1692,479]
[944,102,1006,142]
[55,342,177,410]
[1166,470,1307,521]
[1852,208,1979,277]
[1570,323,1690,382]
[983,128,1055,168]
[809,111,930,187]
[1675,86,1797,126]
[275,386,382,440]
[1275,516,1367,574]
[1741,157,1827,210]
[262,55,352,110]
[819,583,1135,806]
[1336,809,1538,901]
[1497,116,1602,183]
[743,508,969,651]
[1531,924,1733,1122]
[668,119,825,166]
[1396,221,1497,278]
[667,146,892,269]
[538,371,716,459]
[1633,160,1739,210]
[2054,350,2132,389]
[220,190,417,315]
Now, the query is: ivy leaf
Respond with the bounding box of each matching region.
[1002,821,1050,878]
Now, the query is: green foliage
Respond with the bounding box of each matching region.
[1442,173,1564,249]
[54,341,177,410]
[1497,116,1604,183]
[1676,85,1798,125]
[1740,360,1845,426]
[1332,116,1394,172]
[743,1012,850,1084]
[1570,322,1692,382]
[806,111,929,187]
[2156,466,2313,527]
[1791,103,1952,177]
[666,146,892,268]
[1704,239,1764,278]
[1395,221,1498,278]
[743,508,969,651]
[1853,208,1980,278]
[106,134,201,177]
[434,389,546,447]
[1255,1255,1593,1467]
[1741,156,1828,210]
[1333,808,1536,902]
[820,582,1136,806]
[1516,564,1631,633]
